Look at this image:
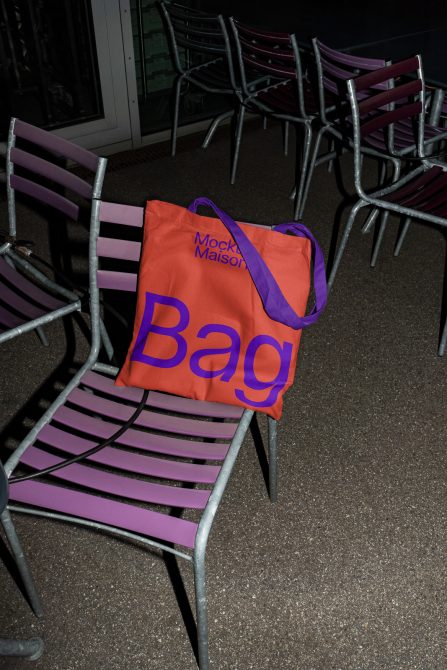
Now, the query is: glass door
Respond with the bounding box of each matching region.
[0,0,135,152]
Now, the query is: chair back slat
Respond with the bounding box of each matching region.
[361,101,422,138]
[96,270,138,292]
[99,201,144,227]
[10,147,93,199]
[96,238,141,261]
[358,79,423,117]
[353,56,420,92]
[9,174,79,220]
[13,118,100,172]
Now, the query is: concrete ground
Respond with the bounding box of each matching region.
[0,122,446,669]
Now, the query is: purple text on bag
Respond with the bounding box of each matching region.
[131,292,294,409]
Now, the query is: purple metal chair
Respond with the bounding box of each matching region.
[4,199,279,670]
[306,39,447,263]
[328,55,447,355]
[159,2,239,160]
[228,19,319,219]
[1,117,111,356]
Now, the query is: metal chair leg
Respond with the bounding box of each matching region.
[394,217,412,257]
[438,315,447,356]
[0,637,44,660]
[268,417,278,502]
[1,509,43,618]
[328,199,368,291]
[230,104,246,185]
[202,110,234,149]
[194,551,210,670]
[370,211,390,267]
[171,75,184,157]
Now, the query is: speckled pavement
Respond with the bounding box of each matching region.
[0,122,446,670]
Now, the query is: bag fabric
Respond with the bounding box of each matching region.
[115,198,327,419]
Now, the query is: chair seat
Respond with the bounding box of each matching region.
[0,256,78,336]
[8,367,245,550]
[376,164,447,217]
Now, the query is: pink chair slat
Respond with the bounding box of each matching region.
[383,166,443,203]
[20,447,211,508]
[96,270,137,292]
[0,257,67,310]
[361,102,422,139]
[10,174,80,220]
[64,388,239,440]
[99,201,144,227]
[96,237,142,261]
[9,480,199,548]
[83,370,244,420]
[10,148,93,199]
[13,119,100,173]
[45,409,229,460]
[317,39,386,69]
[358,79,422,117]
[353,56,419,93]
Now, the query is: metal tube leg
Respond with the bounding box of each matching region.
[294,124,313,220]
[370,211,390,268]
[230,104,246,185]
[171,75,184,157]
[328,200,367,291]
[202,110,234,149]
[0,637,44,660]
[284,120,289,156]
[438,315,447,356]
[1,510,43,618]
[268,417,278,503]
[99,318,114,361]
[193,552,209,670]
[394,217,412,257]
[35,326,49,347]
[298,127,324,221]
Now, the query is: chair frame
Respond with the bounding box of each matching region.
[328,55,447,355]
[4,198,279,670]
[159,1,239,159]
[1,117,111,356]
[228,19,318,218]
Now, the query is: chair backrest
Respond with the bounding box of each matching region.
[89,200,144,352]
[229,19,312,119]
[6,117,107,237]
[158,1,237,92]
[347,55,426,190]
[312,37,387,127]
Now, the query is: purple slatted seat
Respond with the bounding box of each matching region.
[4,198,278,670]
[328,55,447,357]
[1,116,107,348]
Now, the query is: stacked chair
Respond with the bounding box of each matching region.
[328,55,447,355]
[1,117,112,357]
[3,199,281,670]
[228,19,319,218]
[159,1,240,160]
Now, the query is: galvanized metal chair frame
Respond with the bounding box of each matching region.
[159,1,240,159]
[4,199,279,670]
[1,117,111,357]
[228,19,319,218]
[328,55,447,355]
[307,39,447,261]
[0,462,44,661]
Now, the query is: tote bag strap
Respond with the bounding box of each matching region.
[188,197,327,330]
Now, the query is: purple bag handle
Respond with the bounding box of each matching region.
[188,197,327,330]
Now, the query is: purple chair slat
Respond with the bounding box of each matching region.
[361,102,422,138]
[20,447,212,507]
[44,410,229,460]
[9,480,199,548]
[13,119,100,173]
[358,79,422,117]
[387,170,447,208]
[0,282,47,320]
[10,174,80,220]
[0,304,23,329]
[0,257,66,310]
[99,201,144,227]
[10,148,93,199]
[353,56,420,92]
[65,388,238,440]
[242,54,295,78]
[97,270,137,292]
[96,237,142,262]
[383,166,443,203]
[317,39,386,69]
[83,370,244,420]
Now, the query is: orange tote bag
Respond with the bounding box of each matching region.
[115,198,327,419]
